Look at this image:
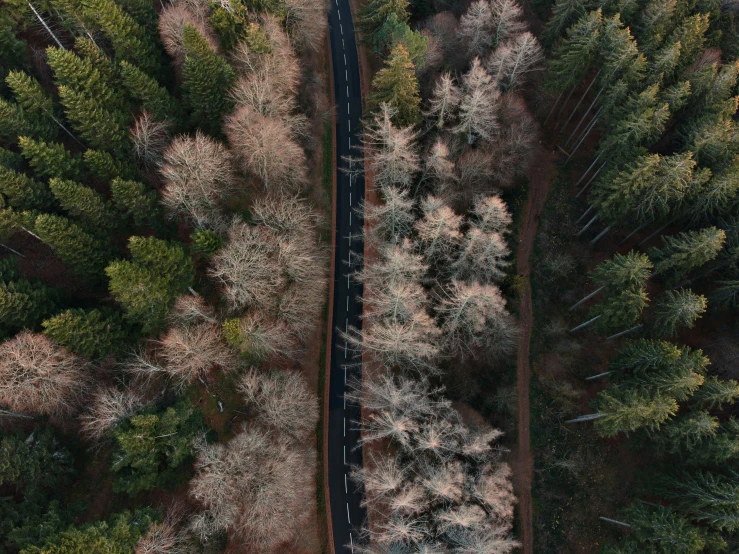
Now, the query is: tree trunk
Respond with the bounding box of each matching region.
[637,218,676,247]
[567,111,602,161]
[569,286,604,311]
[574,153,603,189]
[555,82,578,123]
[606,324,643,341]
[590,225,611,244]
[585,371,611,381]
[618,219,653,245]
[50,115,83,146]
[0,243,25,257]
[558,70,602,132]
[27,1,65,49]
[576,214,598,237]
[21,226,43,242]
[575,162,606,198]
[566,105,603,149]
[563,85,604,145]
[570,314,601,332]
[599,517,631,528]
[544,91,564,125]
[566,413,603,423]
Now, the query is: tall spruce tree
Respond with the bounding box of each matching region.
[18,137,84,180]
[368,44,421,127]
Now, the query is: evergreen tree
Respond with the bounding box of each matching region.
[19,510,155,554]
[78,0,160,75]
[652,289,707,337]
[691,375,739,410]
[591,153,704,225]
[0,166,55,210]
[209,0,250,52]
[649,227,726,281]
[48,178,116,232]
[656,470,739,532]
[685,163,739,222]
[541,0,595,46]
[590,250,653,292]
[105,236,194,333]
[83,150,138,182]
[665,13,710,71]
[190,228,223,257]
[109,178,161,231]
[5,71,58,141]
[614,503,708,554]
[42,308,128,359]
[32,213,111,282]
[653,411,719,455]
[595,387,678,436]
[181,25,235,135]
[622,350,705,402]
[684,111,739,172]
[610,339,682,372]
[0,97,31,142]
[358,0,410,44]
[597,14,646,86]
[119,60,180,122]
[545,9,602,93]
[111,399,203,496]
[589,287,649,334]
[18,137,84,180]
[368,44,421,127]
[0,277,61,335]
[373,13,428,66]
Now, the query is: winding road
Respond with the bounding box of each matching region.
[326,0,367,551]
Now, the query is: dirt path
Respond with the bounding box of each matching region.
[515,145,556,554]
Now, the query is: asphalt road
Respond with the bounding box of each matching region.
[327,0,367,551]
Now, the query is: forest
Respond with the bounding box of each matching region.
[1,0,739,551]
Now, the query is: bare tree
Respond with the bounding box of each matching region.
[373,516,426,544]
[420,459,465,503]
[131,112,172,167]
[159,4,218,64]
[436,505,487,532]
[281,0,328,51]
[230,311,300,360]
[209,223,285,311]
[0,332,89,417]
[80,387,146,441]
[238,368,318,440]
[363,280,429,326]
[276,283,327,340]
[458,0,525,57]
[415,195,463,263]
[453,227,510,283]
[157,323,235,390]
[362,185,415,244]
[160,132,237,230]
[456,149,496,204]
[189,428,316,552]
[346,373,450,418]
[135,502,192,554]
[169,294,218,327]
[357,239,428,288]
[473,462,516,526]
[455,58,501,144]
[486,32,543,92]
[250,193,323,236]
[423,138,458,192]
[472,195,512,234]
[352,453,405,502]
[225,105,308,191]
[364,104,421,190]
[346,313,441,372]
[426,73,461,128]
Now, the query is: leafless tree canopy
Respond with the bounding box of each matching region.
[159,4,218,64]
[131,112,172,167]
[238,368,318,440]
[282,0,328,52]
[169,294,218,328]
[458,0,525,58]
[160,132,237,230]
[80,387,146,441]
[189,428,316,552]
[363,185,416,244]
[364,104,421,190]
[415,195,463,263]
[350,375,519,552]
[225,105,308,191]
[0,332,90,417]
[135,502,192,554]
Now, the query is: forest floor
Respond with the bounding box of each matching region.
[514,144,556,554]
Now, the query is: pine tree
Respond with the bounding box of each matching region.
[541,0,594,46]
[545,9,602,95]
[0,166,55,210]
[32,213,111,281]
[42,308,128,359]
[617,503,708,554]
[358,0,410,44]
[610,339,682,372]
[622,350,705,402]
[685,163,739,222]
[652,289,707,337]
[78,0,160,75]
[426,73,461,129]
[190,228,223,256]
[18,137,84,180]
[589,287,649,334]
[665,13,710,71]
[109,178,161,231]
[105,236,194,333]
[0,276,60,334]
[684,112,739,172]
[691,376,739,410]
[368,44,421,127]
[5,70,59,140]
[590,153,702,225]
[654,411,719,455]
[0,97,31,143]
[181,24,236,135]
[83,150,138,182]
[119,60,180,122]
[597,13,646,86]
[594,387,678,436]
[591,250,653,293]
[455,57,500,144]
[656,470,739,532]
[649,227,726,281]
[49,178,116,231]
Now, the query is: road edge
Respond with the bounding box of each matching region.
[323,27,339,554]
